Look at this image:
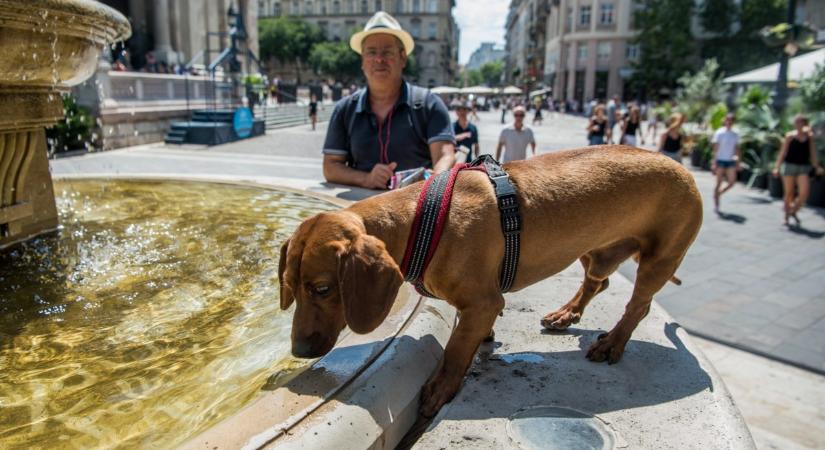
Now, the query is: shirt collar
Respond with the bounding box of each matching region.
[356,80,410,113]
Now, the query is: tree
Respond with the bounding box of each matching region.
[630,0,696,99]
[258,17,324,84]
[699,0,738,37]
[674,58,730,124]
[309,41,362,84]
[479,61,504,87]
[799,63,825,112]
[460,69,484,87]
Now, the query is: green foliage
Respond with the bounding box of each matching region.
[462,68,484,87]
[479,60,504,87]
[309,41,361,84]
[799,63,825,112]
[259,17,324,82]
[674,59,730,124]
[404,53,420,79]
[700,0,737,36]
[736,85,772,108]
[630,0,695,98]
[46,94,93,154]
[736,101,786,184]
[709,103,729,130]
[700,0,786,75]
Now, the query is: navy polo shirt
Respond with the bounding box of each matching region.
[453,120,479,163]
[322,81,455,172]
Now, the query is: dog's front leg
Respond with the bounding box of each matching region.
[420,294,504,417]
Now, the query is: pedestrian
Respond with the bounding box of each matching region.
[532,97,543,126]
[496,105,536,163]
[772,114,824,226]
[308,94,318,131]
[646,105,660,143]
[321,12,456,190]
[658,113,685,163]
[501,97,511,124]
[470,99,480,123]
[586,104,609,145]
[453,101,480,163]
[620,105,644,147]
[606,95,619,143]
[711,113,741,213]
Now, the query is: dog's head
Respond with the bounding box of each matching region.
[278,211,403,358]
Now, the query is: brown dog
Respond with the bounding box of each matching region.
[278,146,702,417]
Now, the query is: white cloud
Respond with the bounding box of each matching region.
[453,0,508,65]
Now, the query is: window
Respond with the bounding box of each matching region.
[577,44,588,61]
[428,22,437,39]
[427,50,437,66]
[321,1,327,13]
[579,5,591,26]
[626,43,639,60]
[413,0,421,13]
[566,7,573,30]
[361,0,368,13]
[274,2,281,16]
[334,0,341,13]
[411,19,421,38]
[292,0,299,14]
[428,0,438,13]
[304,1,313,14]
[348,0,355,13]
[600,3,614,25]
[375,0,382,11]
[332,22,341,40]
[597,41,611,60]
[396,0,404,13]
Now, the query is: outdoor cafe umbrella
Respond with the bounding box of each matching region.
[430,86,461,94]
[460,85,495,95]
[529,87,552,98]
[501,85,523,95]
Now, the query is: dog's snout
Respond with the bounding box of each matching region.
[291,333,332,358]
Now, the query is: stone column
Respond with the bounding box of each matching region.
[153,0,176,63]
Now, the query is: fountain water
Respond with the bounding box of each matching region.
[0,0,130,248]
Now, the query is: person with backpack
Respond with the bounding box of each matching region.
[321,12,456,190]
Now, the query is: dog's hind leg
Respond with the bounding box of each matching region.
[586,240,687,364]
[542,238,639,330]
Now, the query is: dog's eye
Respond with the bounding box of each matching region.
[314,285,330,296]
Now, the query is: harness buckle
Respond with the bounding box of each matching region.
[490,175,521,235]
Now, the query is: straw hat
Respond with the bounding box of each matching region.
[349,12,415,55]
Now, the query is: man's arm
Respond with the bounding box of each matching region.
[429,141,456,174]
[496,141,504,161]
[473,143,480,157]
[323,154,397,189]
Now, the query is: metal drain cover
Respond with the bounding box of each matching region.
[506,406,618,450]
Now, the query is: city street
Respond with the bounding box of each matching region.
[51,109,825,449]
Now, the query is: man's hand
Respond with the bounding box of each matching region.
[455,131,472,140]
[363,162,397,189]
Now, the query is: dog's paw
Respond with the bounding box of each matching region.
[586,332,626,364]
[541,308,581,330]
[420,373,461,418]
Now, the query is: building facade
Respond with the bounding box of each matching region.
[504,0,550,89]
[467,42,507,71]
[543,0,638,106]
[259,0,459,87]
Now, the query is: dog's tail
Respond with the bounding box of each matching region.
[631,254,682,285]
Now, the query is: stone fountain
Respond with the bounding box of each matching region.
[0,0,130,248]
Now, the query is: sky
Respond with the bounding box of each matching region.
[454,0,508,65]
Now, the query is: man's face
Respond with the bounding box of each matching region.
[361,34,406,85]
[456,107,469,120]
[514,110,525,125]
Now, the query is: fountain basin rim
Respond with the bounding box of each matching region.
[0,0,131,44]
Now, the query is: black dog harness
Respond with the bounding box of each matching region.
[399,155,522,297]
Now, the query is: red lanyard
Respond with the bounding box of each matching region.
[377,107,395,165]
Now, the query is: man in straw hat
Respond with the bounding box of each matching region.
[322,12,456,190]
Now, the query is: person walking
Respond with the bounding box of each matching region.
[773,114,823,226]
[646,106,660,144]
[586,104,609,145]
[532,97,543,126]
[308,94,318,131]
[496,106,536,163]
[658,113,685,163]
[606,95,619,143]
[321,12,456,190]
[711,114,741,213]
[453,101,480,163]
[620,105,644,147]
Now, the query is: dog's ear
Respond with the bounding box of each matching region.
[279,238,295,310]
[338,234,403,334]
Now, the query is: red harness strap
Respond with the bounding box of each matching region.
[400,163,484,298]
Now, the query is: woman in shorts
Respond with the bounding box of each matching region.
[658,113,685,163]
[308,94,318,131]
[620,105,644,147]
[587,104,609,145]
[773,114,823,226]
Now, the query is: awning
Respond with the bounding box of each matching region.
[430,86,461,94]
[529,88,552,98]
[501,85,523,94]
[460,85,495,95]
[723,47,825,84]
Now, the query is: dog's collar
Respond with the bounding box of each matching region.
[400,155,522,298]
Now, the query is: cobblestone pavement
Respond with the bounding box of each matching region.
[51,109,825,448]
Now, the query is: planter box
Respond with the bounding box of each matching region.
[768,175,784,198]
[738,167,752,184]
[690,148,704,168]
[807,177,825,207]
[749,172,768,190]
